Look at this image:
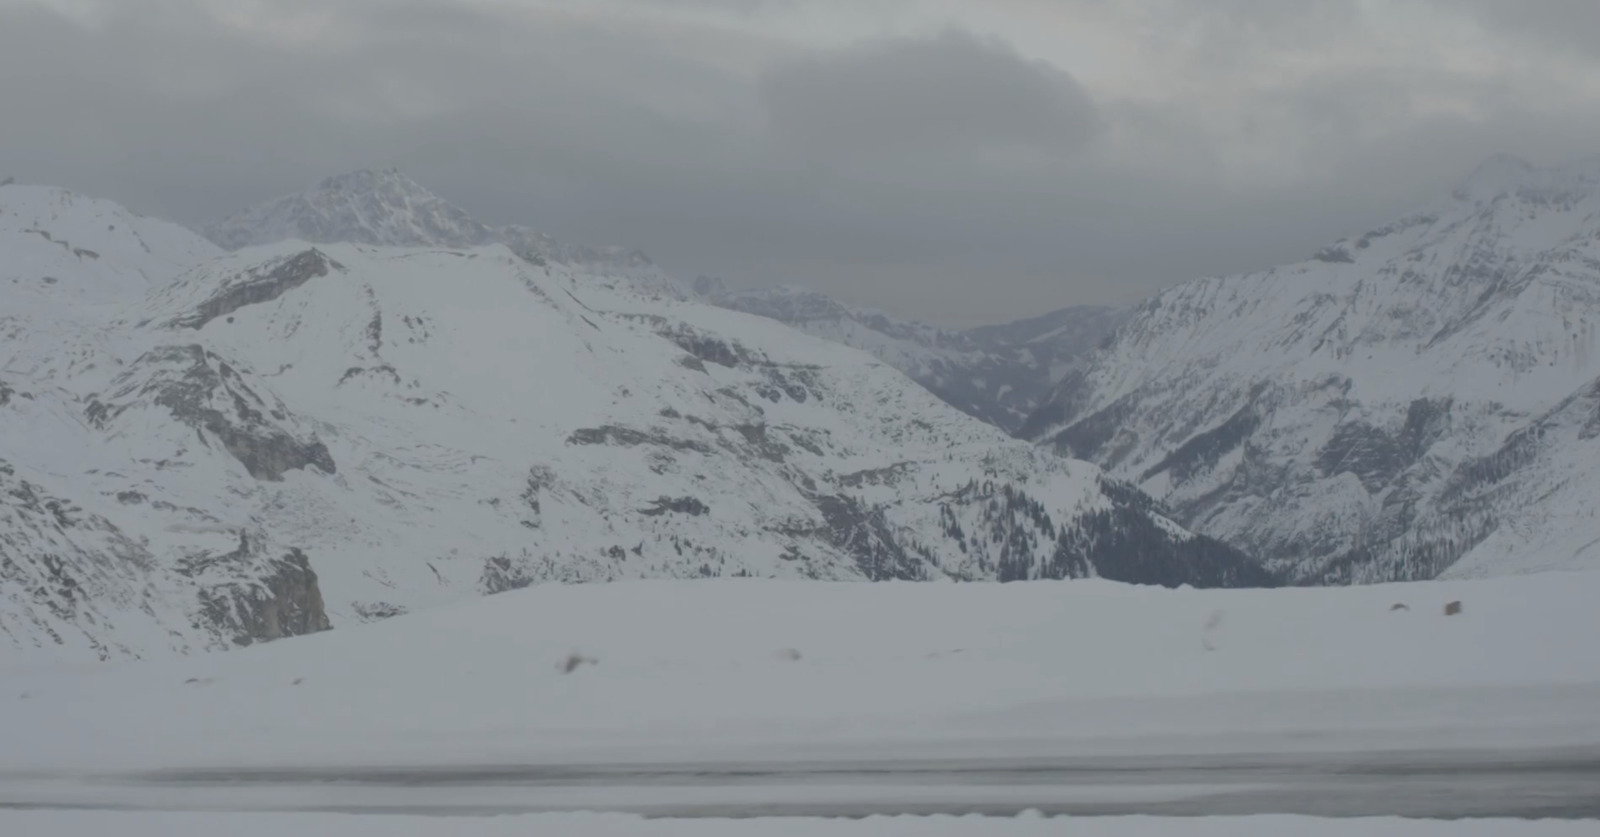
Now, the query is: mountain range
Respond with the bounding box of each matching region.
[7,152,1600,661]
[1022,154,1600,584]
[212,169,1127,433]
[0,176,1262,661]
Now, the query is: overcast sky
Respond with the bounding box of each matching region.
[3,0,1599,324]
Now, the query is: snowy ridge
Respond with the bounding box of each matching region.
[1023,155,1600,583]
[698,281,1127,433]
[1,184,1263,660]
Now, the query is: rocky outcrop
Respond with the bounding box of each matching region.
[89,345,335,481]
[197,542,332,647]
[172,249,340,329]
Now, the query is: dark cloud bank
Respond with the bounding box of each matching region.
[2,0,1597,324]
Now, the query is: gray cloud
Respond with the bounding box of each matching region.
[1443,0,1600,58]
[761,30,1099,166]
[2,0,1598,325]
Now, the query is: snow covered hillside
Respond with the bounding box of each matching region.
[697,279,1126,433]
[1022,155,1600,584]
[1,182,1266,662]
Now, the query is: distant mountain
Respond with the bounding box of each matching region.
[202,168,683,297]
[695,281,1127,433]
[1,182,1268,661]
[1022,155,1600,583]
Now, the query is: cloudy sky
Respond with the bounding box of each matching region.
[3,0,1599,324]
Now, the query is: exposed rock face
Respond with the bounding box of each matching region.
[0,461,331,658]
[171,249,340,330]
[89,344,335,482]
[1024,155,1600,583]
[197,542,331,647]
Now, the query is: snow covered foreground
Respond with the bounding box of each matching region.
[4,571,1598,774]
[4,812,1595,837]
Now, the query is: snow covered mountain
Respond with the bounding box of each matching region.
[1022,155,1600,584]
[203,169,683,297]
[695,279,1126,433]
[208,170,1125,435]
[1,182,1267,662]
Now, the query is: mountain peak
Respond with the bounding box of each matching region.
[1452,153,1600,204]
[204,169,494,251]
[313,167,428,196]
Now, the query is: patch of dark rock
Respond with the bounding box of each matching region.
[1141,404,1260,484]
[480,554,534,595]
[104,345,335,481]
[1314,245,1355,263]
[1043,395,1140,461]
[660,326,751,368]
[837,461,915,489]
[353,601,408,622]
[559,652,598,674]
[639,496,710,517]
[813,494,925,581]
[198,547,332,647]
[172,249,341,330]
[338,364,401,386]
[567,425,711,454]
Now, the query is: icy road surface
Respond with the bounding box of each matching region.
[5,810,1599,837]
[3,743,1600,819]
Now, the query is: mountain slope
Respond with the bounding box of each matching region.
[1023,155,1600,583]
[2,185,1269,661]
[696,280,1127,433]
